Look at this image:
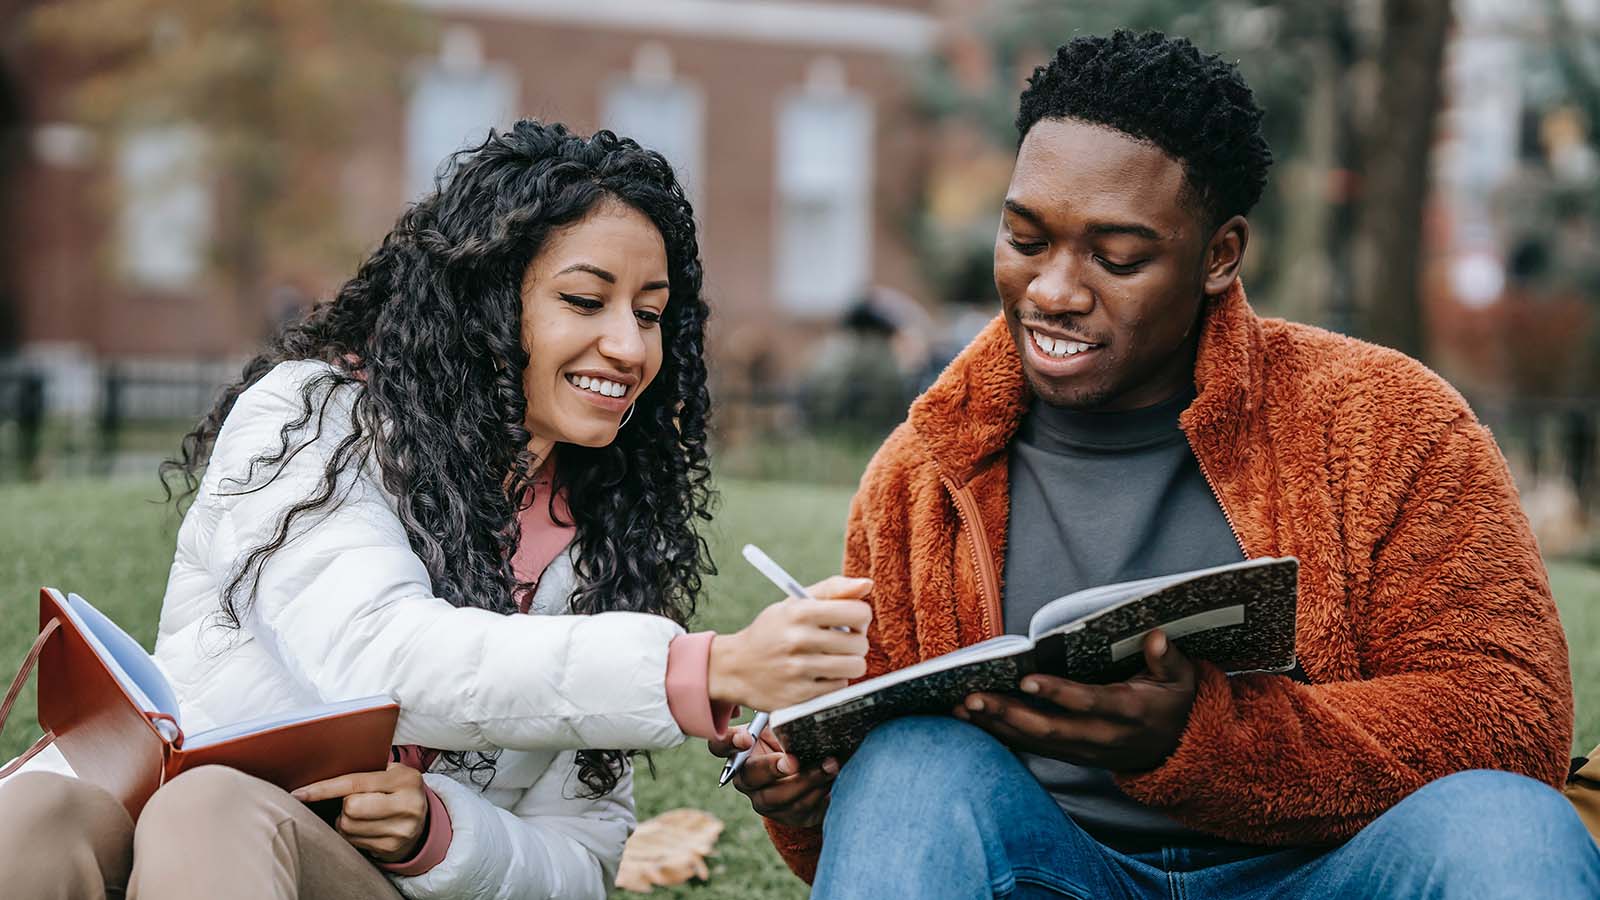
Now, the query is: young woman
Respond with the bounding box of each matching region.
[0,121,872,899]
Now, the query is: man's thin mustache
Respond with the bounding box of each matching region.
[1017,315,1107,345]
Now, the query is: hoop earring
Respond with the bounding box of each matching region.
[619,403,635,428]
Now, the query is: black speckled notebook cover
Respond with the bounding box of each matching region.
[773,558,1298,766]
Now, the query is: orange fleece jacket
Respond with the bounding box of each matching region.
[766,282,1574,882]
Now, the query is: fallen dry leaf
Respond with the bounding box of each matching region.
[614,808,725,893]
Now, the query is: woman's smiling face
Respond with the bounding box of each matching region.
[520,199,670,452]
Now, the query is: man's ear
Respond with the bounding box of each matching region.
[1203,215,1250,296]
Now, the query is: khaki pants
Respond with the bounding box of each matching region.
[0,767,402,900]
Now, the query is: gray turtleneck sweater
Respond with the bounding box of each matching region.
[1003,384,1245,848]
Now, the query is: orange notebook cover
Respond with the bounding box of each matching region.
[6,588,398,820]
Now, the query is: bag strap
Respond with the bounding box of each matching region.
[0,618,62,780]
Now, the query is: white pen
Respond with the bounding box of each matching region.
[718,544,820,787]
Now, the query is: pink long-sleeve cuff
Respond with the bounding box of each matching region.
[377,784,454,877]
[666,631,737,740]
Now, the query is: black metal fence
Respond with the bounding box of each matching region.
[0,370,45,479]
[0,363,231,481]
[1,364,1597,539]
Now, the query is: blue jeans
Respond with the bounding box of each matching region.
[813,717,1600,899]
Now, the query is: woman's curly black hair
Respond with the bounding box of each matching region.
[1017,29,1273,229]
[161,120,717,796]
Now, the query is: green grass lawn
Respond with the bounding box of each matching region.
[2,476,1599,899]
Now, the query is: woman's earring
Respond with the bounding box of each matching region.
[619,403,635,428]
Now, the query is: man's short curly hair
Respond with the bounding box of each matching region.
[1016,29,1273,229]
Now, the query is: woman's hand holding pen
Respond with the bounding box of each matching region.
[706,575,874,712]
[707,725,839,829]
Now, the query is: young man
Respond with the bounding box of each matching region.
[713,30,1600,898]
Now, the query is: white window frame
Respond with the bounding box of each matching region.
[116,126,211,289]
[601,73,707,215]
[405,55,520,198]
[773,89,874,316]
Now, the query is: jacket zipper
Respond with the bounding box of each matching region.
[940,474,1004,640]
[937,436,1243,640]
[1185,431,1250,558]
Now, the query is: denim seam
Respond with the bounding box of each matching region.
[1161,847,1180,900]
[1008,864,1093,900]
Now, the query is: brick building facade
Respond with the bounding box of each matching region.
[0,0,941,408]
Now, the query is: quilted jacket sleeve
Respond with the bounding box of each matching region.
[199,362,687,753]
[389,759,633,900]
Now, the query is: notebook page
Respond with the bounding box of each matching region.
[1027,572,1187,639]
[62,592,183,739]
[1026,557,1282,641]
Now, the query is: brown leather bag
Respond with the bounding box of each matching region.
[1567,746,1600,844]
[1,588,398,820]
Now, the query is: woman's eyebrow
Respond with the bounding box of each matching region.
[556,263,615,282]
[557,263,669,292]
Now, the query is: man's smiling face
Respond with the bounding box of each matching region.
[994,117,1216,411]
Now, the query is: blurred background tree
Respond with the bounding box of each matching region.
[26,0,429,341]
[912,0,1453,360]
[1537,0,1600,397]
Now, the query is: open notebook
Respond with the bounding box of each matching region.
[771,557,1299,766]
[5,588,399,819]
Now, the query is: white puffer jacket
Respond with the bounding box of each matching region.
[10,360,690,899]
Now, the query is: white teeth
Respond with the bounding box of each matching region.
[570,375,627,398]
[1030,329,1094,358]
